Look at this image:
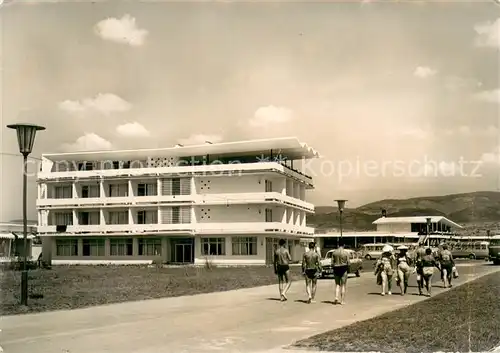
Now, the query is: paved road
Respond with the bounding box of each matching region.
[1,263,499,353]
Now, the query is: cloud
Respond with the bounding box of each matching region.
[177,133,223,146]
[116,122,150,137]
[58,93,132,115]
[474,18,500,48]
[249,105,294,127]
[94,14,148,46]
[444,76,482,92]
[61,133,113,152]
[472,89,500,104]
[480,146,500,164]
[413,66,437,78]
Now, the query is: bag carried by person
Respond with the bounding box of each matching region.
[376,271,382,285]
[452,266,459,279]
[423,267,434,276]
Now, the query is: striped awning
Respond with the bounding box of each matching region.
[0,232,36,240]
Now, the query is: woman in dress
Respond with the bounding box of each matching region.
[374,245,396,296]
[395,245,412,295]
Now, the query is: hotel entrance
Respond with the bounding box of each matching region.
[171,237,194,264]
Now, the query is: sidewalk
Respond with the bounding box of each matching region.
[1,263,498,353]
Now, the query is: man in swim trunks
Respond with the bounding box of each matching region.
[331,240,350,305]
[438,243,455,288]
[302,242,322,304]
[274,239,292,301]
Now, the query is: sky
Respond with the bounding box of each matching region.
[0,0,499,222]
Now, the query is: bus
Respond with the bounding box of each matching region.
[449,241,489,260]
[489,235,500,265]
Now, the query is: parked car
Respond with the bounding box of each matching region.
[320,249,363,278]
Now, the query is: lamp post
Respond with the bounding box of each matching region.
[426,217,432,248]
[335,200,347,245]
[7,123,45,306]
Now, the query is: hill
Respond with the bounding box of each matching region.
[308,191,500,231]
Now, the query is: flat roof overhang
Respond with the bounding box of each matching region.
[43,137,321,162]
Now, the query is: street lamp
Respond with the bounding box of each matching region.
[6,123,45,306]
[335,200,347,243]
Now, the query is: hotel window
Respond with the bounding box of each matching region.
[137,210,158,224]
[110,238,133,256]
[108,184,128,197]
[122,161,131,169]
[137,183,157,197]
[138,238,161,256]
[172,178,181,195]
[82,238,105,256]
[78,211,100,225]
[113,161,120,169]
[81,185,100,198]
[232,237,257,256]
[265,180,273,192]
[201,237,226,256]
[77,162,94,171]
[54,185,72,199]
[53,212,73,226]
[265,208,273,222]
[108,211,129,225]
[56,239,78,256]
[172,206,180,224]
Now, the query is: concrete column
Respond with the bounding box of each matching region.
[128,208,133,225]
[72,210,78,226]
[105,238,110,257]
[100,209,105,225]
[77,238,83,256]
[99,180,105,198]
[128,180,133,197]
[41,237,53,265]
[132,237,139,256]
[162,237,168,262]
[190,177,196,195]
[72,182,78,198]
[190,207,196,224]
[157,206,161,225]
[157,178,161,197]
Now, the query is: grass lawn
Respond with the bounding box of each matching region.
[293,271,500,353]
[0,265,302,316]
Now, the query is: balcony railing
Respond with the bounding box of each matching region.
[36,192,315,212]
[37,222,315,236]
[38,162,313,184]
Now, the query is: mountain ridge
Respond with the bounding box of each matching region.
[308,191,500,233]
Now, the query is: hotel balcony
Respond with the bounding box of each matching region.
[36,222,315,236]
[36,192,315,213]
[37,162,313,187]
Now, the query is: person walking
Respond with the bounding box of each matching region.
[302,242,322,304]
[274,239,292,301]
[331,240,350,305]
[438,243,455,288]
[374,245,395,296]
[417,247,441,296]
[395,245,412,295]
[414,242,427,296]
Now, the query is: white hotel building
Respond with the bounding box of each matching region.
[36,137,319,265]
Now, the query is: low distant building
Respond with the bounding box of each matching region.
[314,215,464,256]
[0,222,38,262]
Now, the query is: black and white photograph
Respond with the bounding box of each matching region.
[1,0,499,352]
